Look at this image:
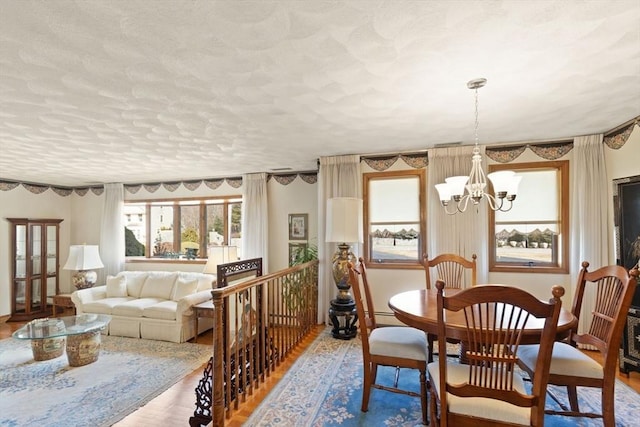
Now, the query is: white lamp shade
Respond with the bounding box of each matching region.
[487,170,516,193]
[325,197,364,243]
[445,176,469,197]
[203,246,238,274]
[435,183,452,201]
[507,175,523,196]
[63,245,104,270]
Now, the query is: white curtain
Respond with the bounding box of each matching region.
[427,146,488,284]
[317,155,361,324]
[570,134,609,342]
[242,173,269,272]
[100,183,125,280]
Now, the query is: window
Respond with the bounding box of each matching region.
[488,161,569,273]
[363,169,426,268]
[124,196,242,261]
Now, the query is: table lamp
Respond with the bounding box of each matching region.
[63,245,104,290]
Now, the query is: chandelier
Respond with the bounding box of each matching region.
[435,78,521,215]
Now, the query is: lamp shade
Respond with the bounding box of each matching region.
[203,246,238,274]
[63,245,104,271]
[325,197,364,243]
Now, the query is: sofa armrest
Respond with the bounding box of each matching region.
[71,286,107,312]
[176,289,213,316]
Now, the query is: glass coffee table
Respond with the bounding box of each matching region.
[13,314,111,366]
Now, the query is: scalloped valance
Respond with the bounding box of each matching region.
[0,172,318,195]
[361,152,428,171]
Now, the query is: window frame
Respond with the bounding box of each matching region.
[124,195,242,263]
[363,169,426,270]
[488,160,569,274]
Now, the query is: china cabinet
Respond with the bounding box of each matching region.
[7,218,63,321]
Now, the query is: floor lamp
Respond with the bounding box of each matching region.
[326,197,363,340]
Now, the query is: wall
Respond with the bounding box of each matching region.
[267,176,318,272]
[0,186,73,314]
[1,125,637,319]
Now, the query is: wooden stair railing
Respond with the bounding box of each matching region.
[190,259,319,426]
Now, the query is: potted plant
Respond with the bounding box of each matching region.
[283,243,318,325]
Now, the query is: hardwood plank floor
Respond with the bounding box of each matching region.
[1,313,638,426]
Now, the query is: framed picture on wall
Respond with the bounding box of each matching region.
[289,242,308,266]
[288,213,308,240]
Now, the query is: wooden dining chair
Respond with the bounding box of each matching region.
[429,281,565,427]
[517,262,639,427]
[347,259,429,425]
[423,253,477,362]
[423,253,477,290]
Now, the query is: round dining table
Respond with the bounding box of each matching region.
[388,288,578,344]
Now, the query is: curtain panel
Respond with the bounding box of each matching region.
[317,155,361,325]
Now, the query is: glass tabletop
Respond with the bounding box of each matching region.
[12,314,112,340]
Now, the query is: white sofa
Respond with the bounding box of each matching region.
[71,271,216,343]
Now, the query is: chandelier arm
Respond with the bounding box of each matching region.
[485,193,501,211]
[457,195,471,213]
[441,202,460,215]
[497,199,514,212]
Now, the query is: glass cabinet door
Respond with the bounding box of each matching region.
[15,225,26,279]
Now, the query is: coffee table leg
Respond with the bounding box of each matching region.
[31,337,65,361]
[66,330,102,367]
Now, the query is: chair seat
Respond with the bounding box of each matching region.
[369,326,427,361]
[428,361,531,425]
[518,343,604,380]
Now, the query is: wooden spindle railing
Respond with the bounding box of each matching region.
[190,259,319,426]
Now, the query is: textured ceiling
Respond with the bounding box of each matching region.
[0,0,639,187]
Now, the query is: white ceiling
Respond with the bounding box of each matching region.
[1,0,639,187]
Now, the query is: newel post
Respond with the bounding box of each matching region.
[211,290,225,426]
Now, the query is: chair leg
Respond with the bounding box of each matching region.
[602,383,615,427]
[428,380,438,426]
[394,366,400,387]
[567,385,579,412]
[419,369,428,425]
[361,363,373,412]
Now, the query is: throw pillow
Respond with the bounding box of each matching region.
[173,278,198,301]
[106,275,127,298]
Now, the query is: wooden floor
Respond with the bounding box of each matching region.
[1,314,638,426]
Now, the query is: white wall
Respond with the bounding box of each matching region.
[267,176,318,272]
[1,126,637,318]
[0,187,73,314]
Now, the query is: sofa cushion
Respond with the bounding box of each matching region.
[143,301,178,320]
[121,272,150,298]
[139,272,178,299]
[84,297,134,314]
[173,278,198,301]
[177,272,216,291]
[112,298,164,317]
[106,275,127,298]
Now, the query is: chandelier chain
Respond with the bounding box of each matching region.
[474,86,480,148]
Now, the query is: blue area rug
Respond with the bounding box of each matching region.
[246,327,640,426]
[0,335,211,427]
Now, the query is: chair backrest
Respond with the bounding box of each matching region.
[435,281,564,425]
[570,261,639,373]
[423,253,477,289]
[347,260,376,354]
